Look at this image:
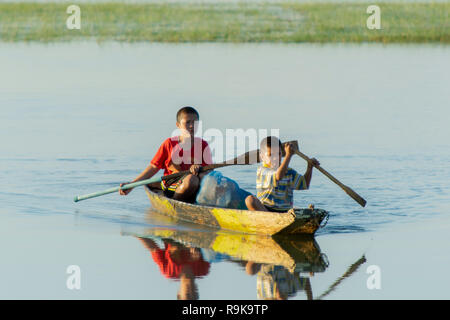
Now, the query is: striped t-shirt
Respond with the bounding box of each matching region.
[256,164,307,211]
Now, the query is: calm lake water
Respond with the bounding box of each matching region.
[0,42,449,299]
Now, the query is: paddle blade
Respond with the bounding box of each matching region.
[292,141,367,208]
[342,185,367,207]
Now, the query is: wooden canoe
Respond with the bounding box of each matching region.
[144,186,329,236]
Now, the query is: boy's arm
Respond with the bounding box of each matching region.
[120,140,168,195]
[275,143,295,181]
[276,153,293,181]
[119,164,159,195]
[190,141,214,177]
[132,164,160,182]
[303,158,320,189]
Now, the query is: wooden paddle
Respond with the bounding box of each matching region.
[73,141,296,202]
[290,141,366,207]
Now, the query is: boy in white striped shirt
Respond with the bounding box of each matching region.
[245,136,319,212]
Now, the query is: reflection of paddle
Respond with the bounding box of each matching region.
[74,141,296,202]
[316,255,367,300]
[291,141,366,207]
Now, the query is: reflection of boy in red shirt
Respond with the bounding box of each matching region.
[119,106,212,201]
[138,237,210,300]
[149,240,210,279]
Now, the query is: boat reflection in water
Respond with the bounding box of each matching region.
[121,210,338,300]
[122,209,366,300]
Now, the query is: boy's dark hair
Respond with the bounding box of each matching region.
[176,106,199,122]
[260,136,282,152]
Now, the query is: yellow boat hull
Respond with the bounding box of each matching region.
[145,186,328,236]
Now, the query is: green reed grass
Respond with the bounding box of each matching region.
[0,2,448,43]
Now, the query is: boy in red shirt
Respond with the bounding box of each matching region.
[119,106,212,201]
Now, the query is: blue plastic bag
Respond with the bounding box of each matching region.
[195,171,251,210]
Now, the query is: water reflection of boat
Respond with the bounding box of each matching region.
[123,223,329,300]
[122,213,366,300]
[145,186,329,236]
[125,221,329,274]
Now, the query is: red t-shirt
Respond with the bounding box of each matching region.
[151,243,210,279]
[151,137,213,176]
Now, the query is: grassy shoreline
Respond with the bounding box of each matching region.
[0,2,448,43]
